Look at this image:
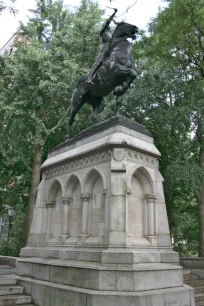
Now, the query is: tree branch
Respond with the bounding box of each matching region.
[116,0,139,18]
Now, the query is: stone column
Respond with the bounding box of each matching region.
[81,194,91,236]
[126,188,132,237]
[109,169,127,246]
[62,197,72,236]
[46,201,55,237]
[145,195,156,236]
[102,189,107,237]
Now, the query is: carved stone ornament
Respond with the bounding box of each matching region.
[126,149,157,168]
[113,148,125,161]
[144,194,157,204]
[62,197,72,206]
[126,188,132,196]
[46,201,55,208]
[81,194,92,202]
[103,189,108,196]
[45,151,112,178]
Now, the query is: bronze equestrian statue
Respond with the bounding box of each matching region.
[66,19,138,139]
[86,8,118,84]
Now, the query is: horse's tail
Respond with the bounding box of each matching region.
[71,75,87,105]
[71,75,87,111]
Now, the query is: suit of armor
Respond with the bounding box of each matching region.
[87,9,117,84]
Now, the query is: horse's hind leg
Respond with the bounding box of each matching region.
[90,98,103,125]
[115,96,122,115]
[114,73,136,116]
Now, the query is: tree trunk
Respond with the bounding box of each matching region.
[197,185,204,257]
[26,126,42,244]
[196,116,204,257]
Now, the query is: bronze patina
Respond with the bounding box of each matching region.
[66,17,138,139]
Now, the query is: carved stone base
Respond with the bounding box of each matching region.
[17,258,195,306]
[18,116,195,305]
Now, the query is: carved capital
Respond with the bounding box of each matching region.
[144,194,156,204]
[81,194,92,202]
[126,188,132,196]
[103,189,108,196]
[46,201,55,208]
[62,197,72,206]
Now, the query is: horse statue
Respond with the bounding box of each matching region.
[66,22,138,139]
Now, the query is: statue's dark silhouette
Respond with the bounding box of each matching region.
[86,8,118,84]
[66,20,138,139]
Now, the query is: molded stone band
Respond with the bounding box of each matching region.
[49,115,152,153]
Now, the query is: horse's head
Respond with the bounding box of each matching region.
[112,22,138,40]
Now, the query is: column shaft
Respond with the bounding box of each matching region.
[147,201,155,236]
[46,201,55,236]
[81,194,91,235]
[62,197,72,236]
[145,195,156,236]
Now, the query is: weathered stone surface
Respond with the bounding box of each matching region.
[18,275,195,306]
[18,117,195,305]
[17,258,184,292]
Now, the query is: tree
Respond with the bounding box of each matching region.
[148,0,204,256]
[0,0,18,15]
[0,0,102,245]
[116,0,203,255]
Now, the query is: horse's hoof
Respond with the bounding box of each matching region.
[91,119,100,125]
[114,86,124,96]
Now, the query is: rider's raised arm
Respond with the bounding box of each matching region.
[100,8,117,37]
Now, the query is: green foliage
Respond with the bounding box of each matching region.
[0,0,203,258]
[118,0,204,256]
[0,206,26,256]
[0,0,103,255]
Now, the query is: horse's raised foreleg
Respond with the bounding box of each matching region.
[112,64,136,79]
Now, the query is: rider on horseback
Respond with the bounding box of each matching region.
[86,8,118,84]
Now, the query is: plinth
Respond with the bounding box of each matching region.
[17,116,195,306]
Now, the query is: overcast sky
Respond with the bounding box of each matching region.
[0,0,167,48]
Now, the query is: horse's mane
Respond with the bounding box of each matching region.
[111,22,126,39]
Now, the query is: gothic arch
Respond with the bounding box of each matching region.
[84,168,106,193]
[65,174,82,197]
[47,178,63,202]
[127,166,155,195]
[84,168,106,238]
[45,178,63,238]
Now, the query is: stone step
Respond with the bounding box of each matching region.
[0,276,17,285]
[17,305,35,306]
[194,285,204,294]
[0,294,31,305]
[195,292,204,302]
[185,279,204,286]
[183,274,200,281]
[196,301,204,306]
[0,285,24,296]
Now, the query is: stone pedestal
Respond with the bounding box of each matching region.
[17,116,195,306]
